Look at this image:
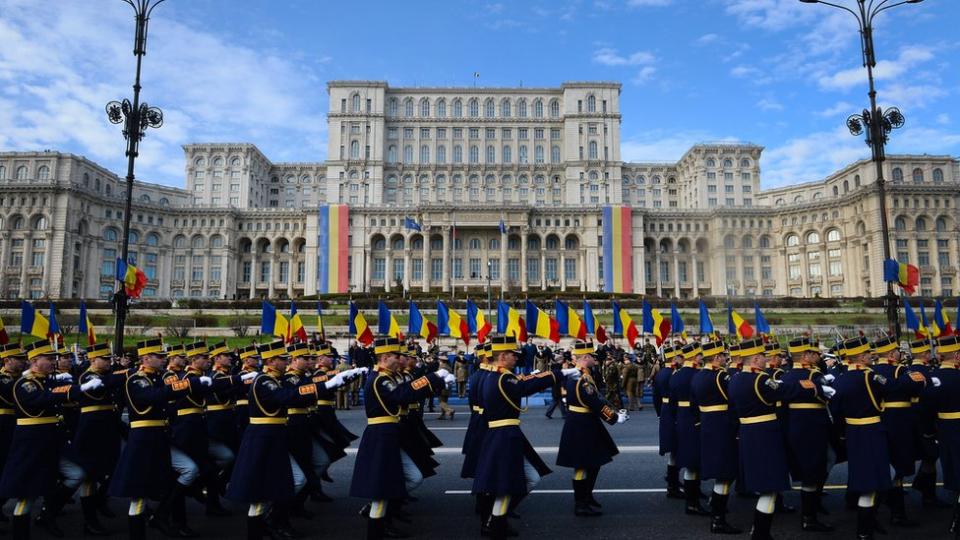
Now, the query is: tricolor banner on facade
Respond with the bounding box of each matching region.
[601,206,633,293]
[317,204,350,293]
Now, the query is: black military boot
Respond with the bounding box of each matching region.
[205,471,232,517]
[750,510,773,540]
[856,506,875,540]
[918,472,951,508]
[171,485,198,538]
[951,499,960,535]
[81,495,110,536]
[488,515,508,540]
[11,513,30,540]
[888,486,918,527]
[685,479,710,516]
[366,517,385,540]
[35,485,75,538]
[128,513,146,540]
[247,514,265,540]
[586,469,603,508]
[573,479,601,517]
[287,489,314,520]
[709,492,742,534]
[800,490,834,531]
[774,492,796,514]
[666,465,685,499]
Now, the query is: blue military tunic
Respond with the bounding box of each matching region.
[226,369,319,504]
[110,367,196,499]
[166,367,217,469]
[556,369,618,469]
[931,362,960,491]
[349,369,444,500]
[461,364,494,479]
[0,368,19,474]
[0,373,79,498]
[831,364,893,493]
[395,371,440,478]
[472,369,557,497]
[907,361,939,460]
[780,364,832,484]
[873,360,926,477]
[653,364,678,456]
[669,361,701,470]
[283,369,320,487]
[234,367,258,434]
[690,364,738,481]
[69,368,127,479]
[206,367,244,450]
[728,367,819,493]
[309,370,355,464]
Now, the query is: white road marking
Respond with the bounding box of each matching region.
[443,483,946,495]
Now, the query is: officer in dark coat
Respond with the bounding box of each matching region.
[671,342,710,516]
[109,339,205,540]
[871,336,927,526]
[728,338,826,540]
[462,343,492,480]
[556,340,624,517]
[689,340,741,535]
[0,340,94,539]
[472,335,577,539]
[282,341,325,518]
[204,341,248,516]
[349,336,449,540]
[0,343,26,503]
[780,336,836,532]
[235,345,261,434]
[308,342,361,502]
[226,340,322,540]
[831,336,896,539]
[653,345,684,498]
[907,339,951,507]
[929,335,960,537]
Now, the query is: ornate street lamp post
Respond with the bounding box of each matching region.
[799,0,924,339]
[106,0,166,353]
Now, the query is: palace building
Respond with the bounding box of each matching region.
[0,81,957,301]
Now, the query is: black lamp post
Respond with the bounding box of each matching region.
[106,0,166,353]
[799,0,924,340]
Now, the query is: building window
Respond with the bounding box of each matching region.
[527,258,540,282]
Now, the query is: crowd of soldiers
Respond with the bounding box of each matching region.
[652,333,960,540]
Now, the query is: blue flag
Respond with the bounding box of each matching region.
[498,219,508,234]
[698,299,714,335]
[497,301,510,334]
[641,300,654,334]
[755,302,771,335]
[727,303,736,335]
[670,302,684,337]
[403,217,421,231]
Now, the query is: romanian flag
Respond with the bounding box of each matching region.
[526,300,560,343]
[316,302,326,340]
[378,301,402,339]
[613,300,640,347]
[583,300,607,343]
[437,301,469,346]
[698,299,714,335]
[754,303,772,336]
[317,204,350,293]
[884,259,920,295]
[261,301,290,341]
[20,301,50,339]
[349,302,374,345]
[727,305,754,339]
[0,316,8,345]
[919,302,933,338]
[466,299,491,343]
[670,302,686,340]
[289,302,308,343]
[79,301,96,346]
[497,301,527,342]
[904,297,926,339]
[601,206,634,293]
[47,303,62,347]
[934,299,952,337]
[408,301,438,343]
[115,258,147,299]
[642,300,670,345]
[555,299,586,339]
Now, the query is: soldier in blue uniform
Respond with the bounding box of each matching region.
[929,335,960,537]
[557,340,626,517]
[462,343,494,521]
[226,340,323,540]
[0,343,26,524]
[349,336,451,540]
[204,341,247,517]
[672,342,710,516]
[282,341,321,520]
[907,339,951,508]
[728,338,828,540]
[0,340,98,539]
[472,335,576,539]
[654,345,684,499]
[871,336,927,526]
[781,336,835,532]
[689,340,742,534]
[831,336,897,539]
[109,339,206,540]
[235,345,261,434]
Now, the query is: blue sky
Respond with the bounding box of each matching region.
[0,0,957,188]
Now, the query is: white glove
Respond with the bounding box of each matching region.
[531,369,541,375]
[434,368,450,379]
[821,385,836,398]
[54,372,73,382]
[324,373,346,390]
[931,377,941,387]
[80,377,103,392]
[199,376,212,386]
[561,368,580,378]
[240,371,258,382]
[821,374,836,384]
[616,410,628,424]
[444,373,456,385]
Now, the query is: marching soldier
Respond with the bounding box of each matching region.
[621,357,640,411]
[907,339,951,508]
[283,341,321,519]
[654,344,684,498]
[0,342,26,521]
[602,356,622,409]
[349,336,452,540]
[472,335,577,539]
[226,340,322,540]
[437,356,456,420]
[462,343,494,520]
[556,340,626,517]
[781,337,835,532]
[455,352,470,399]
[235,344,260,435]
[728,338,828,540]
[930,335,960,537]
[672,342,710,516]
[689,340,742,535]
[309,342,362,502]
[205,342,244,516]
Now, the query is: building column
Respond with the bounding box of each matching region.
[220,250,230,299]
[442,226,451,293]
[304,244,318,297]
[364,248,372,293]
[249,253,257,299]
[654,250,662,297]
[202,250,211,297]
[19,233,29,298]
[385,249,393,293]
[578,249,585,289]
[673,250,680,298]
[422,232,430,293]
[500,228,508,291]
[560,248,567,292]
[539,249,546,289]
[287,255,295,299]
[520,229,529,292]
[403,251,411,293]
[691,253,699,297]
[636,245,646,294]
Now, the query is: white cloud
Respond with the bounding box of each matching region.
[592,47,656,66]
[631,66,657,85]
[877,83,947,110]
[621,130,741,162]
[0,1,330,186]
[761,126,869,187]
[696,33,720,45]
[756,98,783,111]
[937,113,951,125]
[730,65,761,78]
[722,0,815,31]
[818,45,936,90]
[817,101,854,117]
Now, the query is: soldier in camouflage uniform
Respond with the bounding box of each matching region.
[602,358,623,409]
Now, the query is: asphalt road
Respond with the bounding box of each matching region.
[8,405,957,539]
